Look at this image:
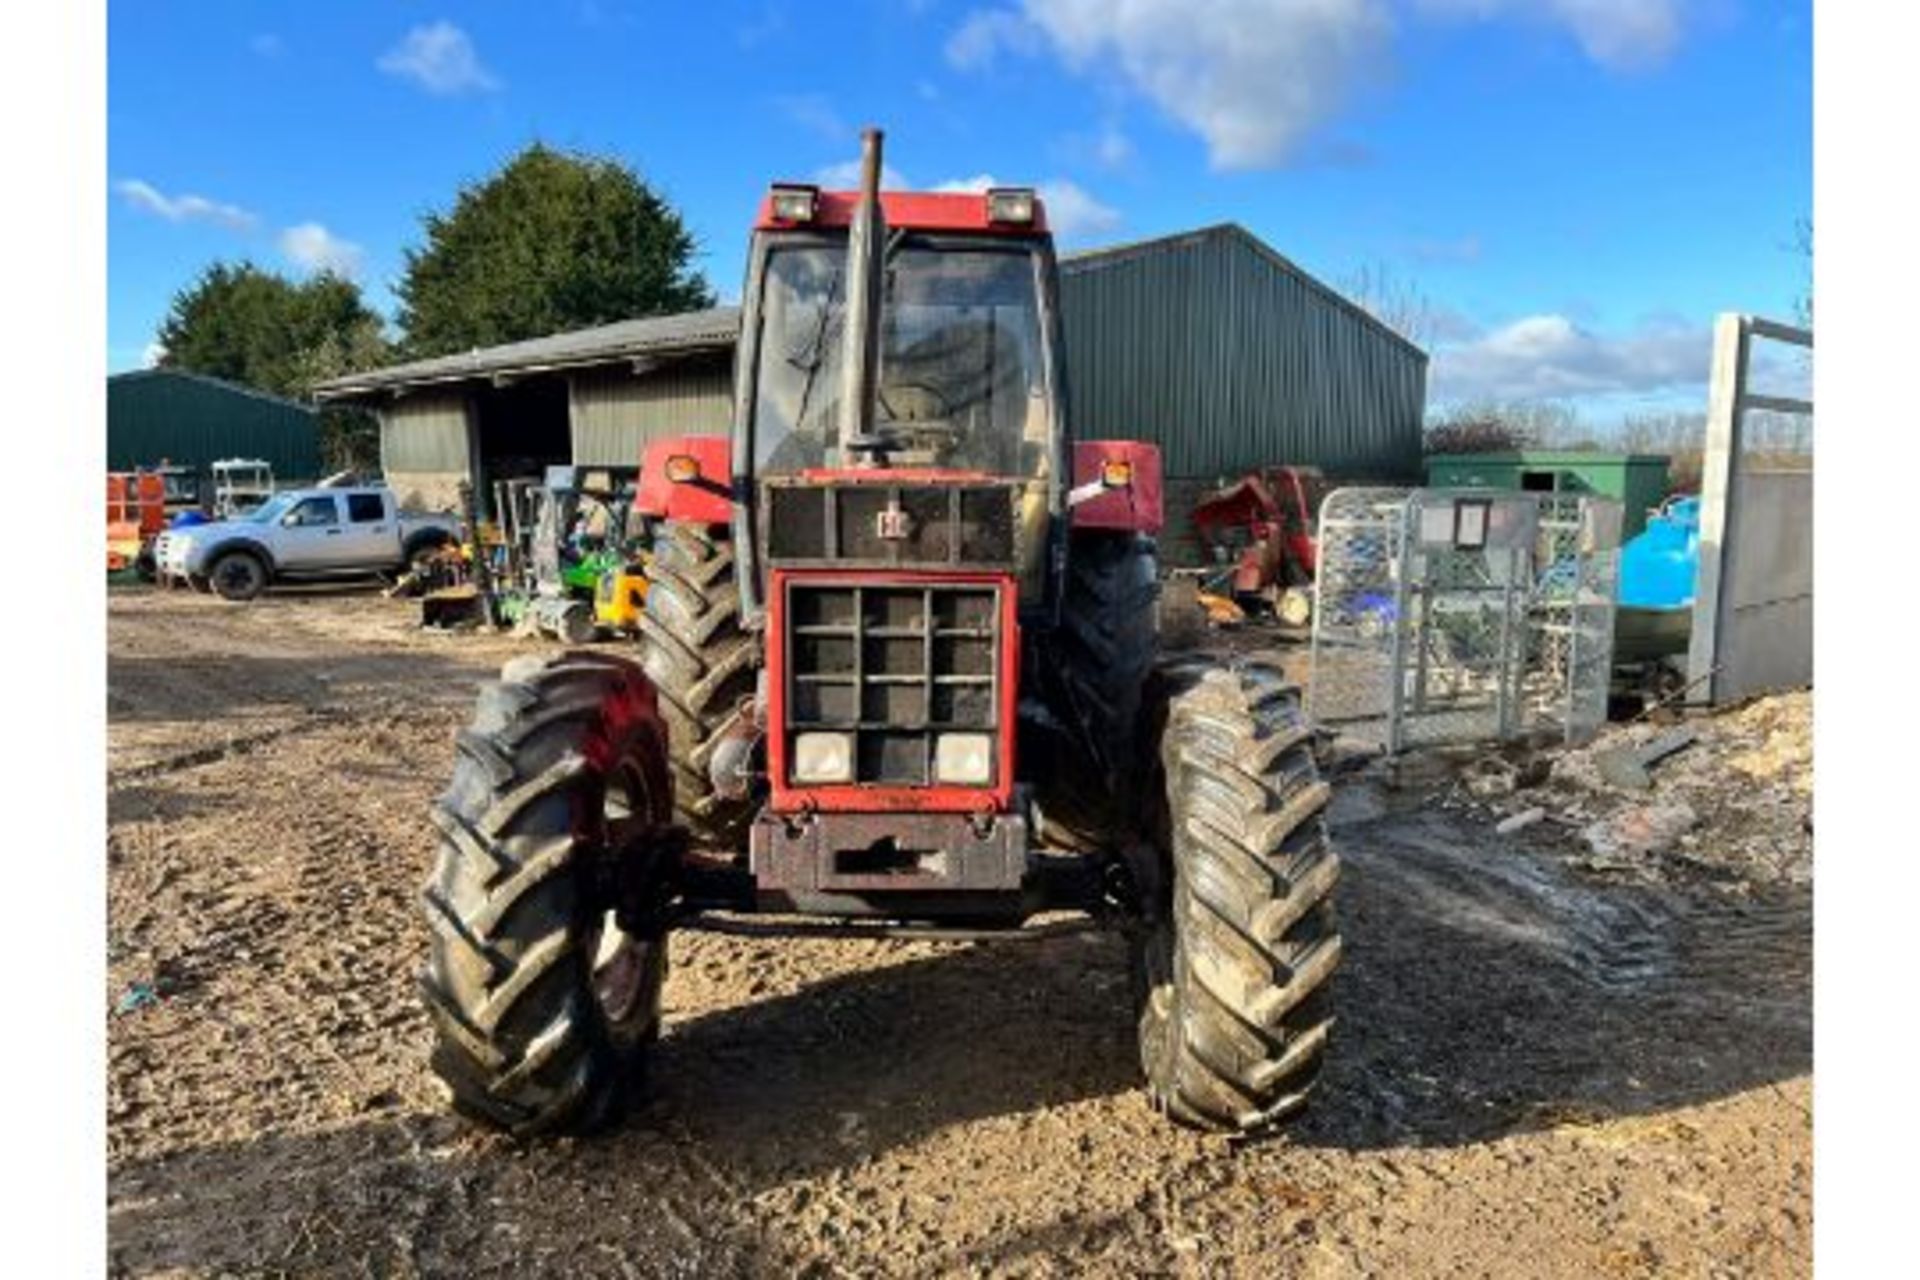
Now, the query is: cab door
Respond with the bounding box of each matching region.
[339,491,397,564]
[274,495,347,568]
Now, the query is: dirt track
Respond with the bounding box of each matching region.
[106,587,1811,1277]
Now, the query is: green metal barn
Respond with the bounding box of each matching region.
[107,369,323,480]
[318,223,1429,545]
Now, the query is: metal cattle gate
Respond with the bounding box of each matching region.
[1308,488,1622,753]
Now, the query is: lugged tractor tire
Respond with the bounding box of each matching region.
[1135,657,1342,1134]
[1034,531,1160,848]
[420,651,673,1137]
[634,521,758,850]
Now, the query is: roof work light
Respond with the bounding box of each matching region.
[985,187,1037,225]
[768,183,819,223]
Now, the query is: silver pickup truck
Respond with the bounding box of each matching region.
[154,486,461,601]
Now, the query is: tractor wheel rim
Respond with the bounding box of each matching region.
[587,915,648,1023]
[587,753,657,1024]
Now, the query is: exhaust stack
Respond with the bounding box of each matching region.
[837,127,887,466]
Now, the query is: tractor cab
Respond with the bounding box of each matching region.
[729,171,1071,624]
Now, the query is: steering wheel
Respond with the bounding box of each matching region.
[877,381,956,424]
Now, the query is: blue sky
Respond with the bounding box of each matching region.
[107,1,1811,423]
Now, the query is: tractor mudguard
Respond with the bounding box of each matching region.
[1070,440,1163,534]
[637,436,733,525]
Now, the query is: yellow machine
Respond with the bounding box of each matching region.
[593,559,650,632]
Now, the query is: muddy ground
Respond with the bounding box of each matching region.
[106,586,1811,1277]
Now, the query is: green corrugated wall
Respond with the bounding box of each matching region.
[107,370,323,479]
[1057,226,1427,484]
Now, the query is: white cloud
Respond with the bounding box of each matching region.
[378,21,500,95]
[1095,125,1134,168]
[945,9,1046,70]
[1414,0,1684,70]
[279,223,365,278]
[141,340,167,369]
[949,1,1689,169]
[932,173,1120,240]
[812,159,913,190]
[113,179,256,231]
[948,1,1393,169]
[1428,313,1712,404]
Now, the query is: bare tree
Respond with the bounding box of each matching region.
[1340,261,1437,348]
[1424,399,1588,453]
[1789,216,1813,328]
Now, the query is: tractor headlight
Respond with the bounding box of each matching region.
[791,731,855,785]
[934,733,994,786]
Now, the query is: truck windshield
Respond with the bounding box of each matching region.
[751,240,1052,478]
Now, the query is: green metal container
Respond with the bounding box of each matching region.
[1423,451,1671,537]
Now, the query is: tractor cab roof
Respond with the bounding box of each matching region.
[753,188,1050,237]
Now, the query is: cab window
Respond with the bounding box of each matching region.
[284,497,339,528]
[346,493,385,523]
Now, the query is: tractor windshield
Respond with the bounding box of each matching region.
[751,240,1053,478]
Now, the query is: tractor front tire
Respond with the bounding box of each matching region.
[1136,657,1341,1134]
[420,652,673,1137]
[635,521,758,850]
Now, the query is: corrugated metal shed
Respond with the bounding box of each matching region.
[570,358,732,466]
[108,369,323,479]
[380,391,471,473]
[315,225,1425,531]
[313,308,741,398]
[1059,224,1427,483]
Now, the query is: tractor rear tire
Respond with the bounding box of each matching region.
[635,521,758,850]
[1034,531,1159,848]
[1135,657,1341,1134]
[420,652,673,1137]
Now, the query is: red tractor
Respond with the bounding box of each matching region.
[420,131,1341,1138]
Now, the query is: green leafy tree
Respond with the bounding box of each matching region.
[396,143,714,357]
[157,262,388,397]
[155,262,391,472]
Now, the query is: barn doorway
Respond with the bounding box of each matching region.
[472,376,571,500]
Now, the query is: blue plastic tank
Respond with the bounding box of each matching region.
[1617,496,1699,609]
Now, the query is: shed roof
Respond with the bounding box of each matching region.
[313,306,741,400]
[1063,222,1427,364]
[109,367,318,415]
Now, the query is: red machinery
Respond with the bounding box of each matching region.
[106,472,167,574]
[419,130,1340,1142]
[1190,465,1327,624]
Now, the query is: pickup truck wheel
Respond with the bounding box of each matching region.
[404,530,457,573]
[209,551,267,602]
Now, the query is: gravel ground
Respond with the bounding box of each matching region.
[106,586,1811,1278]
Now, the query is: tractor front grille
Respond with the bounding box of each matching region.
[765,482,1019,569]
[783,580,1002,787]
